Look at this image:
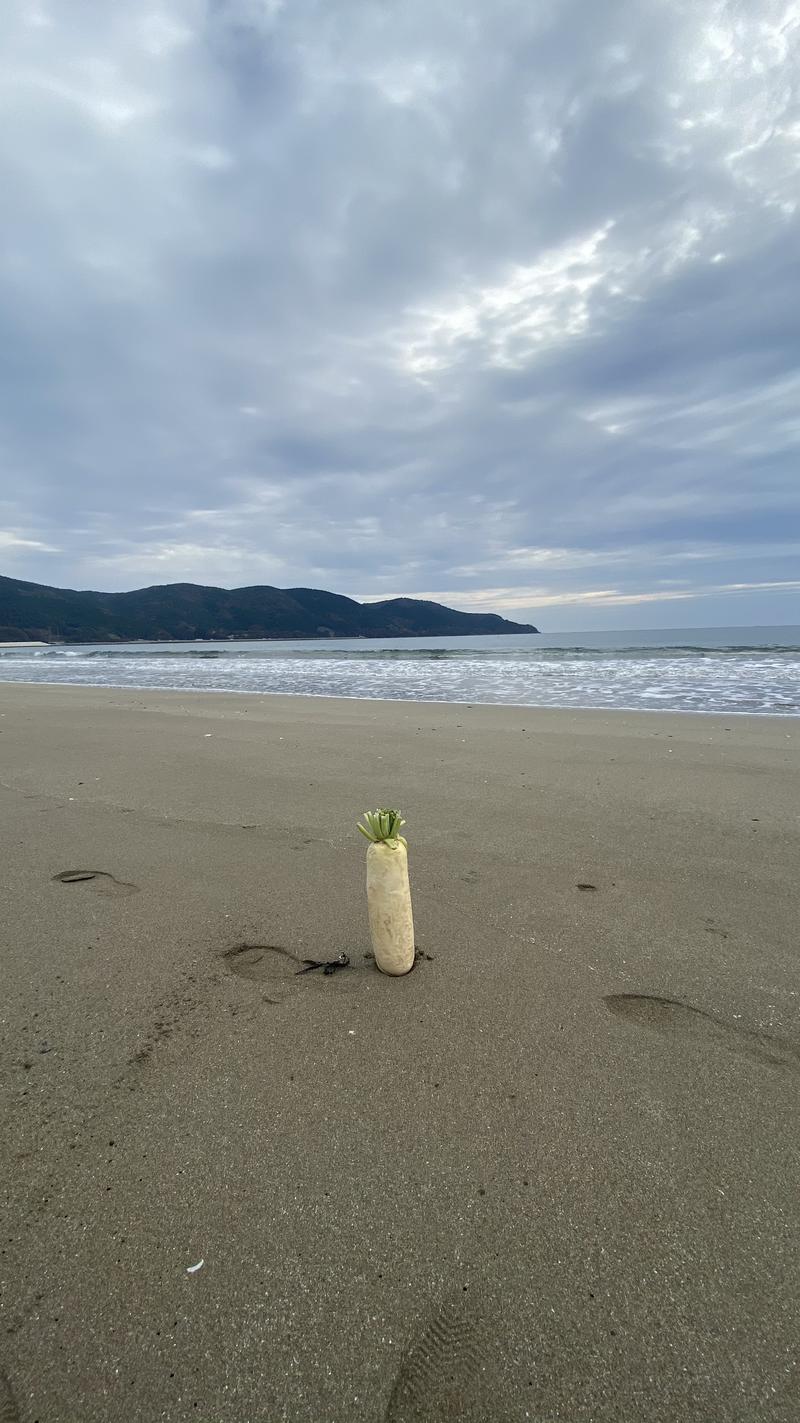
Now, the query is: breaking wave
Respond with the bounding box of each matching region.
[1,632,799,714]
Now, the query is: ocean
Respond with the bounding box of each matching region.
[1,625,799,715]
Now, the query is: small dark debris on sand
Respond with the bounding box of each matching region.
[295,953,350,976]
[363,948,434,965]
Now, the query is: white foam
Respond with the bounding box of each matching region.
[1,643,798,714]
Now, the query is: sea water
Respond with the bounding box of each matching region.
[1,626,799,715]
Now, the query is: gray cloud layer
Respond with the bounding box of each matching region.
[1,0,799,626]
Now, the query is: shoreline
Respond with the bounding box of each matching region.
[1,683,798,1421]
[0,675,797,719]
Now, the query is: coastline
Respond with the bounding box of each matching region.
[1,684,798,1421]
[2,628,799,717]
[1,671,800,717]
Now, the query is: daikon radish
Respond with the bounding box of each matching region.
[357,808,415,976]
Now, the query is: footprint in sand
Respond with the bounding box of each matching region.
[223,944,310,1003]
[224,944,354,1002]
[703,916,729,939]
[605,993,800,1073]
[0,1369,20,1423]
[385,1298,491,1422]
[52,869,139,897]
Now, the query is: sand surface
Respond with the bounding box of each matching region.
[0,684,798,1422]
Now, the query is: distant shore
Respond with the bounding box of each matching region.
[0,629,540,645]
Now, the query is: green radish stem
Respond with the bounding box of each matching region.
[357,808,407,845]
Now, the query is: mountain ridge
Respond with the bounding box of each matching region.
[0,574,539,643]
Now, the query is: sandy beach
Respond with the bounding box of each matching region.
[0,683,798,1422]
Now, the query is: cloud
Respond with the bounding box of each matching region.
[361,579,800,614]
[88,537,288,587]
[0,0,799,627]
[0,531,59,554]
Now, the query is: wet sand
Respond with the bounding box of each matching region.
[0,684,798,1421]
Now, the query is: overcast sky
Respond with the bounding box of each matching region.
[1,0,799,629]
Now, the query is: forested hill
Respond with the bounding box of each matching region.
[0,575,539,643]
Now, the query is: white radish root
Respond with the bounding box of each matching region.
[358,808,415,976]
[366,838,415,975]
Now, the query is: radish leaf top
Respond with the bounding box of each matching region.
[357,808,406,844]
